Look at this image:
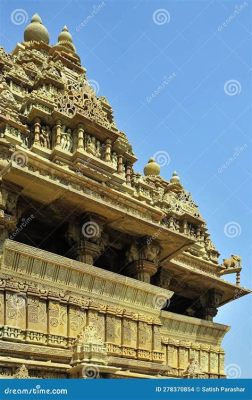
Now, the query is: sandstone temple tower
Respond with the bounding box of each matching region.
[0,14,250,379]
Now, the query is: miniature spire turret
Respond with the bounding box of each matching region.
[24,13,50,44]
[170,170,180,184]
[55,26,76,54]
[144,158,160,176]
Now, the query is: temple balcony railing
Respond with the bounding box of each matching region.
[0,239,174,314]
[0,240,233,377]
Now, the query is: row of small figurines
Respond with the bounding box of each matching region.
[3,123,119,169]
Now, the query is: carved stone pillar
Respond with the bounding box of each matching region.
[125,163,132,185]
[78,213,106,265]
[200,344,210,376]
[182,219,189,235]
[124,239,160,283]
[153,267,172,289]
[187,288,223,321]
[201,289,223,321]
[66,214,106,265]
[209,345,219,377]
[218,348,225,377]
[126,259,157,283]
[104,139,112,162]
[55,119,62,147]
[122,315,137,358]
[178,340,190,376]
[0,182,19,252]
[117,154,124,175]
[77,241,101,265]
[33,118,41,145]
[77,124,84,150]
[167,339,179,373]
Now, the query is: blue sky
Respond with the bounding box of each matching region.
[0,0,251,377]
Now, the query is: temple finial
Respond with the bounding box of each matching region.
[55,25,76,54]
[24,13,49,44]
[170,171,180,183]
[144,158,160,177]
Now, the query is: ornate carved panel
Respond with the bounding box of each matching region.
[68,306,86,338]
[27,297,47,333]
[48,301,67,336]
[5,292,26,329]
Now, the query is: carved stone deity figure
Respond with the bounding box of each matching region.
[111,152,118,169]
[65,129,73,152]
[183,357,205,378]
[126,241,139,263]
[60,125,67,150]
[141,242,160,264]
[70,323,107,367]
[14,364,29,379]
[60,126,73,152]
[86,135,97,156]
[39,125,50,148]
[96,140,102,157]
[21,133,29,148]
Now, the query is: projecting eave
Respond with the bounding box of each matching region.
[0,151,195,261]
[165,257,251,307]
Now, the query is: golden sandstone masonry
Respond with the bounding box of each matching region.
[0,14,250,379]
